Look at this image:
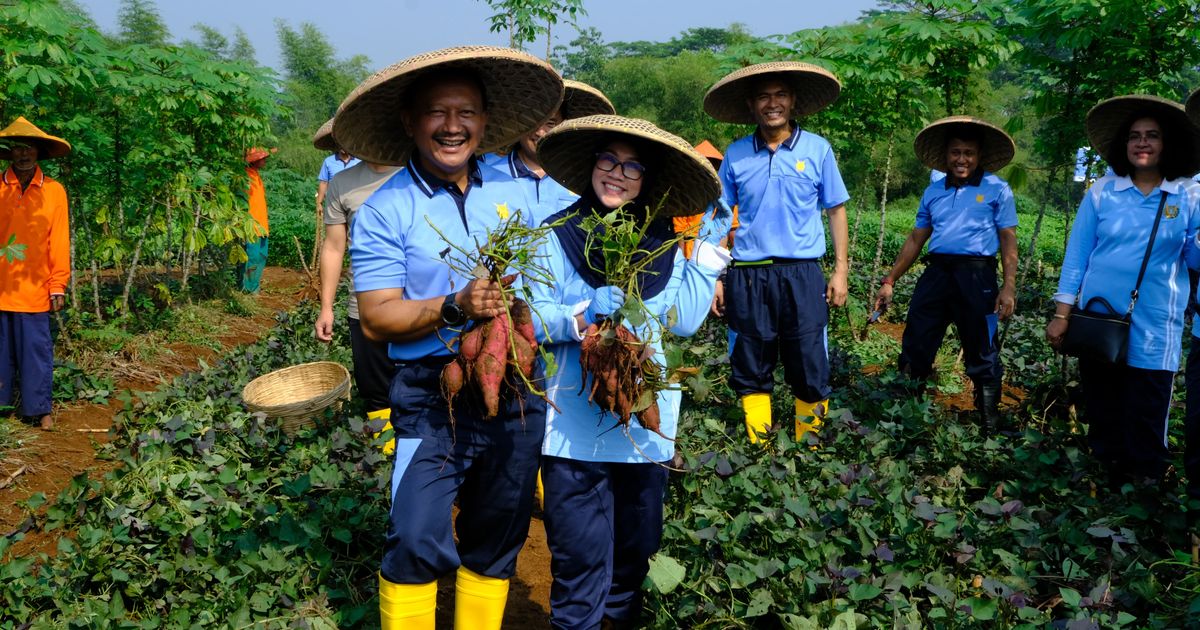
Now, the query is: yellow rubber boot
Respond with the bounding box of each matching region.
[369,408,395,456]
[454,566,510,630]
[741,393,773,444]
[795,399,827,444]
[378,574,436,630]
[535,469,545,511]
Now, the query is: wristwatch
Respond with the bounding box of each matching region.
[441,293,467,327]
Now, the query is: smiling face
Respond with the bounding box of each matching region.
[944,137,980,182]
[748,78,795,134]
[591,140,644,210]
[8,143,38,173]
[1125,117,1162,173]
[402,76,488,182]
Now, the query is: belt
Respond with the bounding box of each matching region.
[925,254,995,267]
[730,257,819,267]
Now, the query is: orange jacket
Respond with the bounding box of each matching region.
[247,167,269,236]
[0,166,70,313]
[674,205,739,259]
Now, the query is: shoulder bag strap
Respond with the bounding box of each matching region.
[1128,190,1169,315]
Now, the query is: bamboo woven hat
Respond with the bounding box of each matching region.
[536,114,720,218]
[1186,87,1200,128]
[694,140,723,162]
[333,46,564,165]
[1087,95,1200,176]
[703,61,841,124]
[0,116,71,160]
[312,118,337,152]
[245,147,276,163]
[913,116,1016,173]
[561,80,616,119]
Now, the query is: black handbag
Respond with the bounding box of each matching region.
[1060,191,1168,365]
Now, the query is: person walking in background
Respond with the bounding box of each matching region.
[336,46,561,630]
[0,117,71,430]
[1046,95,1200,490]
[240,146,274,293]
[314,121,360,221]
[530,114,730,630]
[311,119,403,452]
[482,79,615,225]
[703,62,850,445]
[872,116,1019,433]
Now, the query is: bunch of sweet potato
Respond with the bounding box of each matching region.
[579,322,666,438]
[440,298,538,418]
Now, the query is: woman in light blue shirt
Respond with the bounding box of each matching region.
[530,115,730,630]
[1046,95,1200,489]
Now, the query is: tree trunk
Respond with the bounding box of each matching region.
[867,133,896,302]
[69,197,80,312]
[546,18,552,60]
[162,196,173,277]
[180,200,203,300]
[81,223,103,323]
[120,209,156,319]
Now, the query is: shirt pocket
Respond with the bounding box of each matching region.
[777,165,819,209]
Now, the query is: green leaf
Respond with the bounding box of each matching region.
[646,554,686,593]
[1059,587,1082,608]
[848,582,882,601]
[745,588,774,617]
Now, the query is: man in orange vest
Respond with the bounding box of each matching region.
[0,117,71,430]
[240,147,273,292]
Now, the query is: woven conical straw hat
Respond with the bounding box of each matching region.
[562,80,615,119]
[703,62,841,125]
[536,114,720,218]
[333,46,563,165]
[0,116,71,160]
[1186,87,1200,129]
[693,139,723,162]
[312,118,337,152]
[1086,94,1200,176]
[913,116,1015,173]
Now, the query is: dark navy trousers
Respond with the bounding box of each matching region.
[0,311,53,417]
[542,456,669,630]
[381,357,545,584]
[726,260,830,402]
[1081,358,1173,484]
[898,256,1002,386]
[1183,339,1200,499]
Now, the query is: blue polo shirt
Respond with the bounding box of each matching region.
[1055,175,1200,371]
[483,151,579,225]
[916,171,1017,256]
[350,157,535,361]
[719,123,850,261]
[318,154,361,182]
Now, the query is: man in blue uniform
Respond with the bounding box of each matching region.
[703,61,849,444]
[314,120,360,222]
[873,116,1018,432]
[334,46,563,630]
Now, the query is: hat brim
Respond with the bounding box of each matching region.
[1086,95,1200,176]
[703,62,841,125]
[0,137,71,161]
[313,118,337,152]
[562,80,616,119]
[913,116,1016,173]
[333,46,563,166]
[536,114,721,219]
[1186,87,1200,128]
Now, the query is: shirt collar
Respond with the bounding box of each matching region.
[508,151,539,180]
[752,121,801,153]
[944,169,985,190]
[3,165,44,188]
[1113,174,1183,194]
[408,156,483,199]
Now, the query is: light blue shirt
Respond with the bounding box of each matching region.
[319,154,361,182]
[350,159,535,360]
[719,124,850,261]
[1055,175,1200,370]
[528,234,724,463]
[483,151,579,225]
[916,171,1017,256]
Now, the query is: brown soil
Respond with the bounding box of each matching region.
[0,265,558,625]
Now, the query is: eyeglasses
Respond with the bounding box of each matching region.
[1127,131,1162,143]
[594,152,645,181]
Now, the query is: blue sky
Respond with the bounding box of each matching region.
[76,0,879,73]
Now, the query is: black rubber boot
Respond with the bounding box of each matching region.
[974,381,1004,435]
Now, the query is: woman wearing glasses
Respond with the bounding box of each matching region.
[528,115,730,630]
[1046,95,1200,490]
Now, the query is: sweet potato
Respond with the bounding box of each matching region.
[510,298,537,347]
[474,352,505,418]
[460,324,484,362]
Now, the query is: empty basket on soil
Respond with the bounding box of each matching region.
[241,361,351,434]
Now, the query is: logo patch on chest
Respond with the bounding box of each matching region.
[975,194,985,203]
[795,160,806,173]
[1165,204,1179,219]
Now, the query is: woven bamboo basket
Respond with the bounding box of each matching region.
[242,361,351,434]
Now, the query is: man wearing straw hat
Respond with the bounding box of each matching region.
[483,79,616,225]
[311,119,402,453]
[872,117,1019,432]
[314,118,360,221]
[335,46,562,630]
[240,147,274,293]
[703,62,849,445]
[0,117,71,430]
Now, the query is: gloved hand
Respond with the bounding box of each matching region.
[698,198,733,246]
[584,286,625,323]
